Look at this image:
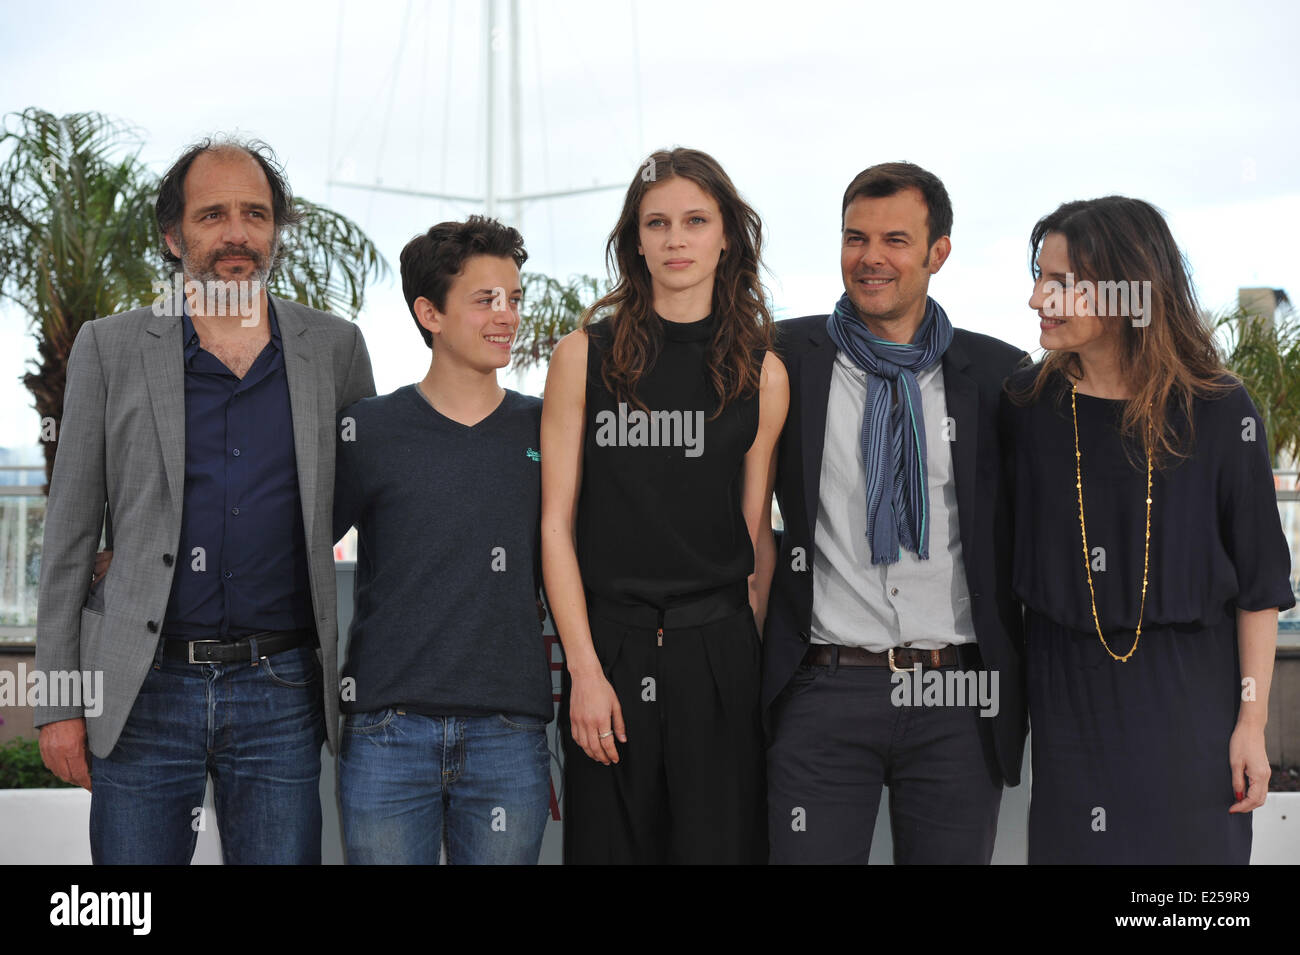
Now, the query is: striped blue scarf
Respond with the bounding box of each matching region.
[826,294,953,565]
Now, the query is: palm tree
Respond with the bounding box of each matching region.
[0,110,156,487]
[0,108,388,487]
[1216,297,1300,472]
[513,272,604,373]
[273,196,387,321]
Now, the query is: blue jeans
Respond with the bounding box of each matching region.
[339,709,551,864]
[89,642,325,864]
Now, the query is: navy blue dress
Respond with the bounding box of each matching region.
[1000,367,1296,864]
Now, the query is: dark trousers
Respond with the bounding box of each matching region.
[560,605,767,864]
[766,656,1002,864]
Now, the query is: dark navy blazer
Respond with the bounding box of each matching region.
[762,314,1030,786]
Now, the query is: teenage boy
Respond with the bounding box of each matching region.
[333,216,552,864]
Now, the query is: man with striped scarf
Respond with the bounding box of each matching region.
[760,162,1029,864]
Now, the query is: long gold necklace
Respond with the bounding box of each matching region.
[1070,384,1152,663]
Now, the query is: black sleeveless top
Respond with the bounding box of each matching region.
[576,314,761,608]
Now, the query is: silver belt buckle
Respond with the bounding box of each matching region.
[887,648,906,672]
[187,639,221,664]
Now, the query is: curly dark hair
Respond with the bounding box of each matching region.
[400,216,528,348]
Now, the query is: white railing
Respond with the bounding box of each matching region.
[0,466,44,634]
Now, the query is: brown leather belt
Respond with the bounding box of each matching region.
[802,643,977,671]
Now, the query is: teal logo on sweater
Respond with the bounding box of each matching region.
[525,448,540,462]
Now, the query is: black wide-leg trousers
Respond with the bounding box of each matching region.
[560,602,767,865]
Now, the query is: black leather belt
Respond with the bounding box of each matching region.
[802,643,981,670]
[586,583,749,631]
[162,628,316,664]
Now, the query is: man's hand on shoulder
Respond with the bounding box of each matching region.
[39,718,92,791]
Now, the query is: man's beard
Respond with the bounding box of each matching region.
[177,233,278,317]
[178,234,277,285]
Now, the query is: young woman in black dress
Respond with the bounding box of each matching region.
[540,148,788,864]
[1001,196,1295,863]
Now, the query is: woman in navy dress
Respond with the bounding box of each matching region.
[1000,196,1295,864]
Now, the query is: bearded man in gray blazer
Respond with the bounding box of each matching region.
[34,137,375,864]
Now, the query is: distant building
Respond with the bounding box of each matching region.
[1238,287,1291,328]
[1238,287,1296,474]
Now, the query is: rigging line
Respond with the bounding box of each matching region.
[476,0,488,206]
[549,1,636,163]
[365,0,415,229]
[415,0,431,188]
[374,0,415,185]
[335,2,416,178]
[629,0,643,153]
[530,2,557,270]
[509,0,521,232]
[326,0,346,203]
[440,0,456,195]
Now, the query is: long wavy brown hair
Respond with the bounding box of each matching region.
[584,147,773,416]
[1008,196,1236,468]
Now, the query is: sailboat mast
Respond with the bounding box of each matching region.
[326,0,625,221]
[510,0,523,233]
[485,0,496,218]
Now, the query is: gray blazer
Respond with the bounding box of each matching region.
[33,294,376,758]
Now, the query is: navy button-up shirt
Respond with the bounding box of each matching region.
[163,299,315,640]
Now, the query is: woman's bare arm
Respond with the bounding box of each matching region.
[1229,606,1278,812]
[540,329,626,765]
[741,351,789,634]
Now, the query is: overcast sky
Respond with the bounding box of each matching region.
[1,0,1297,449]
